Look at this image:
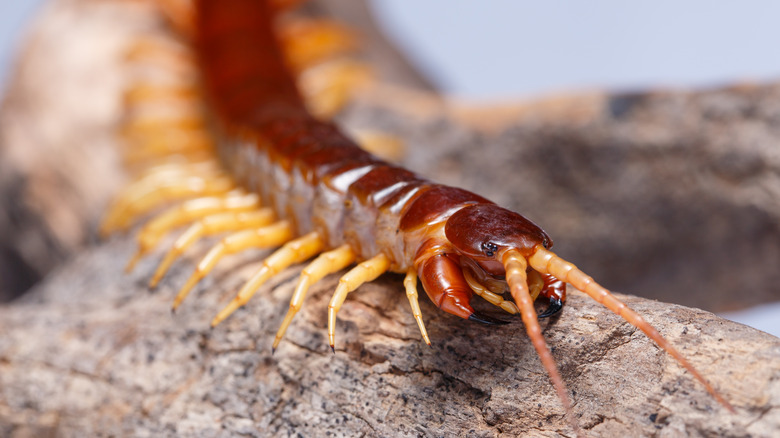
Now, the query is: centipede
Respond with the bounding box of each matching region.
[100,0,735,435]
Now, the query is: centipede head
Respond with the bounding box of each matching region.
[445,204,551,275]
[409,203,557,325]
[437,203,564,320]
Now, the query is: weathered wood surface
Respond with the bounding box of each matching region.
[1,1,780,437]
[1,233,779,437]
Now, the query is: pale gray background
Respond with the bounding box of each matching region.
[1,0,778,337]
[371,0,780,99]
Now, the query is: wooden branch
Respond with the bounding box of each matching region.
[1,233,778,436]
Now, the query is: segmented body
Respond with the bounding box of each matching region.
[199,2,480,273]
[191,0,540,324]
[104,1,733,435]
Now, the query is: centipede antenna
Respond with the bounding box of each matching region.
[502,249,582,437]
[528,247,736,413]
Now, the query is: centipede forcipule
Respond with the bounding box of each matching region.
[95,0,738,435]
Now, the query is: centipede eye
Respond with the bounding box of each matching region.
[481,242,498,257]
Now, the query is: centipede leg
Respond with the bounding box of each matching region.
[122,130,216,166]
[172,221,293,309]
[122,113,208,138]
[463,268,519,315]
[125,36,196,77]
[150,0,196,40]
[126,191,259,272]
[152,208,276,288]
[279,18,358,73]
[124,83,201,106]
[299,58,372,119]
[127,160,220,184]
[211,232,325,327]
[101,162,225,234]
[273,244,356,351]
[503,249,580,437]
[102,175,235,235]
[352,130,406,163]
[403,269,431,346]
[327,253,390,351]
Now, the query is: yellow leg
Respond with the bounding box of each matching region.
[101,175,234,236]
[171,220,292,310]
[403,269,431,346]
[121,115,207,137]
[121,123,210,143]
[111,162,220,210]
[119,175,234,232]
[132,161,220,182]
[101,161,221,234]
[124,148,216,168]
[211,232,325,327]
[124,83,200,106]
[327,253,390,350]
[527,269,544,301]
[462,269,519,315]
[126,192,260,272]
[125,37,195,76]
[154,0,197,38]
[352,130,406,163]
[151,208,276,288]
[272,244,356,351]
[299,58,373,119]
[279,19,357,72]
[122,132,215,166]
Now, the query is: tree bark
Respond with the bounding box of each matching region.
[1,233,779,437]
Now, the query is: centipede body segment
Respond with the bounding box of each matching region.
[101,0,735,434]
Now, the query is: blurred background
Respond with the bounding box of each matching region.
[371,0,780,100]
[1,0,778,336]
